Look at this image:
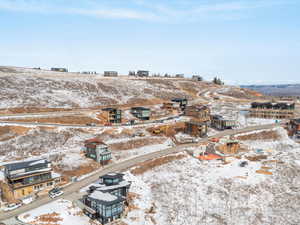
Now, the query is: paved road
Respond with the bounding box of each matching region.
[0,123,280,223]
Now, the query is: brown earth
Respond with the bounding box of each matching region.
[2,116,100,125]
[236,130,280,141]
[109,137,167,151]
[131,153,186,175]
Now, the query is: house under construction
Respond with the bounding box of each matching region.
[185,120,208,137]
[287,118,300,139]
[185,105,211,123]
[102,108,122,124]
[249,102,295,119]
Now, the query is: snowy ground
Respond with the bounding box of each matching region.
[18,199,98,225]
[123,127,300,225]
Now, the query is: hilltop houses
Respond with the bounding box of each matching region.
[83,173,131,224]
[51,67,68,72]
[104,71,118,77]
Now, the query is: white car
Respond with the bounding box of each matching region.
[49,188,64,198]
[3,202,22,211]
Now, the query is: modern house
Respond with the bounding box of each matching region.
[287,118,300,139]
[3,159,60,200]
[175,74,184,78]
[249,102,295,119]
[104,71,118,77]
[83,173,131,224]
[171,98,188,111]
[137,70,149,77]
[102,108,122,124]
[51,68,68,72]
[131,107,151,120]
[185,105,211,123]
[211,115,236,130]
[84,138,112,165]
[185,120,208,137]
[192,75,202,81]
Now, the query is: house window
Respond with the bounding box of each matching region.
[47,182,53,186]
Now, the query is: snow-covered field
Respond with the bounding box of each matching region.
[18,199,97,225]
[124,127,300,225]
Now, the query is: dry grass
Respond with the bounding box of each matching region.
[236,130,280,141]
[2,116,100,125]
[109,137,167,151]
[131,153,186,175]
[32,212,63,225]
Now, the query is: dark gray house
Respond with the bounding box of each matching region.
[104,71,118,77]
[137,70,149,77]
[171,98,188,111]
[51,68,68,72]
[83,173,131,224]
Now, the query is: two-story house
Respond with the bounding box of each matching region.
[83,173,131,224]
[84,138,112,165]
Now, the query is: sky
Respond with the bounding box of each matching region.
[0,0,299,85]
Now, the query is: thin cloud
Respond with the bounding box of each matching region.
[0,0,296,22]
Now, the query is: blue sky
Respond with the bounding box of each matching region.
[0,0,299,84]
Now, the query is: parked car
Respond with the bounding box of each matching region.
[3,202,22,211]
[49,188,64,198]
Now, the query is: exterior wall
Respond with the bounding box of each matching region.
[248,109,294,119]
[185,122,208,137]
[217,142,240,155]
[185,106,210,123]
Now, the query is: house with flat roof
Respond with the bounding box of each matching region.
[3,159,61,200]
[131,107,151,120]
[104,71,118,77]
[83,173,131,224]
[84,138,112,165]
[102,108,122,124]
[171,98,188,111]
[249,101,295,119]
[51,67,68,72]
[211,115,236,130]
[137,70,149,77]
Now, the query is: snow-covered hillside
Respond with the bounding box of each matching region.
[125,127,300,225]
[0,66,259,109]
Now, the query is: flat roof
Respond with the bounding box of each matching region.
[5,159,49,172]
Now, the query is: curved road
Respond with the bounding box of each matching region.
[0,123,281,222]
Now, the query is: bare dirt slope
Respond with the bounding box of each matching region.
[0,66,260,110]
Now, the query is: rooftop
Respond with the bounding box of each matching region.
[4,159,49,172]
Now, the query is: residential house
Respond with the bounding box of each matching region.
[185,105,211,123]
[175,74,184,78]
[249,101,295,119]
[192,75,203,81]
[84,138,112,165]
[83,173,131,224]
[104,71,118,77]
[211,115,236,130]
[51,68,68,72]
[102,108,122,124]
[137,70,149,77]
[185,120,208,137]
[3,159,60,200]
[171,98,188,111]
[131,107,151,120]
